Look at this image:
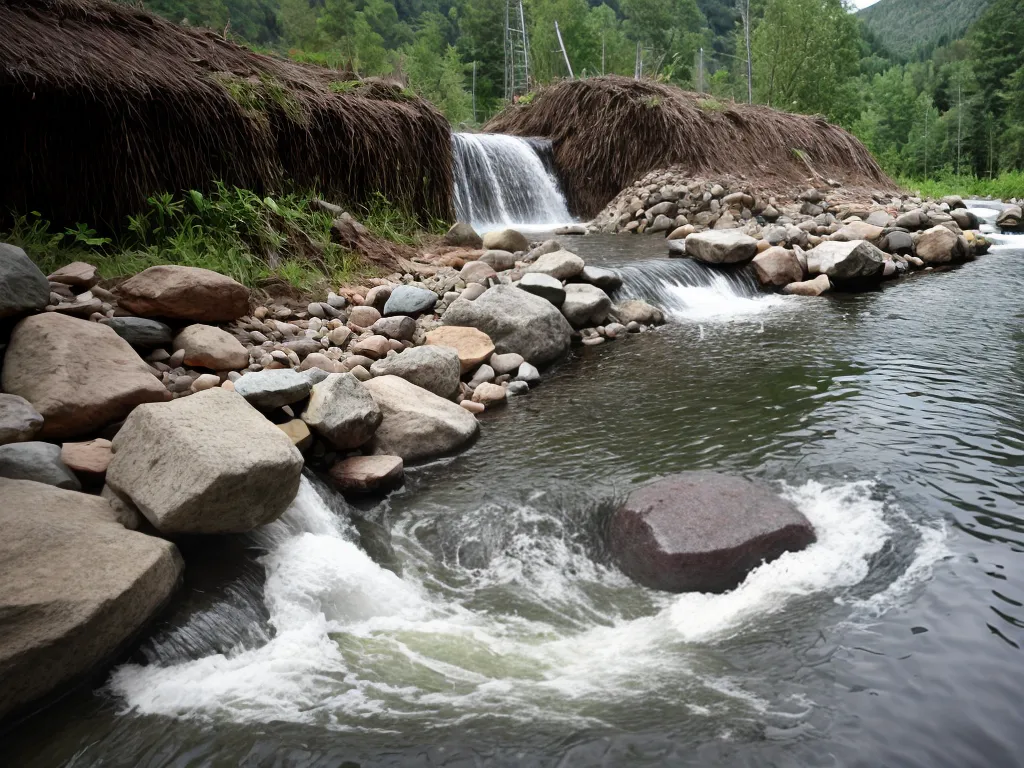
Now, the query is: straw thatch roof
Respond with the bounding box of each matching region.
[485,76,894,219]
[0,0,454,228]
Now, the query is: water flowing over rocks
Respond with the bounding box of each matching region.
[610,472,817,593]
[116,265,250,322]
[442,285,573,366]
[363,375,479,462]
[106,388,303,534]
[301,373,382,450]
[1,313,169,440]
[0,243,50,319]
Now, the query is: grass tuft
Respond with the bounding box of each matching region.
[897,171,1024,201]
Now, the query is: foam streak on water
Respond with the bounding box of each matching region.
[108,477,944,729]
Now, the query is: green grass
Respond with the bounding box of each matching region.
[1,184,421,292]
[897,171,1024,201]
[696,97,726,112]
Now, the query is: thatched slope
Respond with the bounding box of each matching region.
[485,76,894,219]
[0,0,453,228]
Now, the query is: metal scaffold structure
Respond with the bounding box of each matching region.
[504,0,531,102]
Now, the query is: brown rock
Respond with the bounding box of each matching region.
[329,455,404,494]
[348,306,382,328]
[172,324,249,370]
[116,265,249,322]
[751,247,804,287]
[782,274,831,296]
[471,382,507,407]
[424,326,496,374]
[47,261,98,289]
[349,335,393,360]
[277,419,313,451]
[1,313,170,440]
[609,472,816,593]
[61,438,112,476]
[459,400,485,414]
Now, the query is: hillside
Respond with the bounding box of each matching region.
[858,0,991,55]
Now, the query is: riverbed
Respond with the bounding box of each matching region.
[5,229,1024,767]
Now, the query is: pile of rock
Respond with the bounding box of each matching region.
[590,167,993,296]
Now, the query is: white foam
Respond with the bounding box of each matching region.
[987,232,1024,252]
[666,278,789,321]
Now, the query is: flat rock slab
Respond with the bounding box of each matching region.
[116,265,250,322]
[60,438,113,476]
[0,479,181,721]
[106,388,304,535]
[233,369,312,410]
[517,273,565,306]
[1,313,170,440]
[424,326,495,374]
[329,455,404,494]
[609,472,816,593]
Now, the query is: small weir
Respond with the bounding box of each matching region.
[451,133,573,231]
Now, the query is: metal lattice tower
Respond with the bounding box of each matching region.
[504,0,530,101]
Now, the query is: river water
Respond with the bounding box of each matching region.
[6,221,1024,766]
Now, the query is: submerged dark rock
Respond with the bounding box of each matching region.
[610,472,816,593]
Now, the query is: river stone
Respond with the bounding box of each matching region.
[0,394,44,445]
[751,247,804,287]
[370,315,416,341]
[580,265,623,292]
[612,299,663,326]
[0,479,182,722]
[894,209,928,230]
[301,373,381,450]
[482,228,529,253]
[915,225,968,264]
[0,243,49,319]
[173,324,249,370]
[277,419,313,451]
[233,369,312,410]
[479,250,517,271]
[469,363,495,387]
[100,484,143,529]
[471,382,506,407]
[518,273,566,306]
[116,265,249,322]
[831,221,884,245]
[684,231,758,265]
[363,375,479,462]
[349,335,392,360]
[0,441,81,490]
[461,261,498,284]
[107,388,304,534]
[560,283,612,328]
[100,317,173,349]
[443,222,483,249]
[667,239,687,257]
[61,438,113,477]
[864,211,893,229]
[1,313,169,440]
[348,305,381,328]
[424,326,496,374]
[515,362,541,385]
[882,231,915,255]
[329,455,404,494]
[782,274,831,296]
[442,285,572,366]
[524,250,585,280]
[805,240,886,284]
[384,285,439,317]
[996,205,1022,232]
[489,352,524,376]
[609,472,816,593]
[369,346,461,398]
[950,209,979,231]
[48,261,99,289]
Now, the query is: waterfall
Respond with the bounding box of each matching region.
[613,259,786,320]
[451,133,573,232]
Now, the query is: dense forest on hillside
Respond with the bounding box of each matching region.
[128,0,1024,184]
[857,0,990,57]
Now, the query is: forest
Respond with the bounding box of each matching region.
[133,0,1023,185]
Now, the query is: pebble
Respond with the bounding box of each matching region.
[489,352,524,375]
[60,438,113,476]
[506,381,530,396]
[191,373,221,393]
[515,362,541,385]
[167,348,185,368]
[626,321,641,333]
[472,382,507,406]
[350,365,372,382]
[469,364,495,387]
[459,400,486,414]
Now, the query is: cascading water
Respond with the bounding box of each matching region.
[451,133,574,232]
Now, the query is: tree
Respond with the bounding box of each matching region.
[622,0,704,80]
[527,0,600,81]
[405,12,472,122]
[751,0,859,120]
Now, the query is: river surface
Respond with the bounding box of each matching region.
[5,225,1024,767]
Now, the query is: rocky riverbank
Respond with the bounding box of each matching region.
[589,166,1004,296]
[0,226,664,722]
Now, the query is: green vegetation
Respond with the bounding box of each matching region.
[0,184,426,291]
[858,0,991,56]
[897,171,1024,201]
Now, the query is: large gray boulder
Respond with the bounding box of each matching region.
[831,221,884,245]
[950,209,980,231]
[369,346,461,398]
[0,478,182,721]
[441,285,572,366]
[363,375,479,462]
[383,285,438,318]
[233,369,312,410]
[0,243,49,319]
[580,265,623,292]
[524,250,585,280]
[996,205,1022,232]
[915,225,969,264]
[0,441,81,490]
[560,283,612,328]
[0,394,43,446]
[805,240,886,284]
[482,228,529,253]
[517,273,565,306]
[443,222,483,249]
[301,373,382,450]
[106,388,303,534]
[609,472,816,593]
[1,313,170,440]
[684,231,758,265]
[116,265,249,322]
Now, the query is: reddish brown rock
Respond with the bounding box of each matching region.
[610,472,816,593]
[61,438,113,476]
[116,265,249,322]
[48,261,98,289]
[329,455,404,494]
